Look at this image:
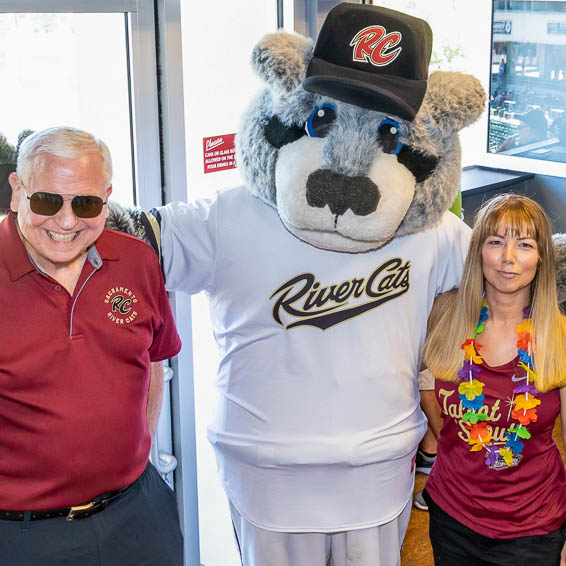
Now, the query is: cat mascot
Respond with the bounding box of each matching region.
[108,4,486,565]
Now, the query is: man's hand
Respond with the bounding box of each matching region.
[147,361,165,439]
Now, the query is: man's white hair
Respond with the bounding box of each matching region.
[16,126,113,187]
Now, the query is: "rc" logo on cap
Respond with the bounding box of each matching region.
[350,26,402,67]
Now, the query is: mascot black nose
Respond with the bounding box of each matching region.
[306,170,380,217]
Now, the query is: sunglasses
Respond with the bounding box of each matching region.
[25,191,108,218]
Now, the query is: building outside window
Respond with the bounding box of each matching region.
[489,0,566,162]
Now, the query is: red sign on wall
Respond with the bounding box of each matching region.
[203,133,236,174]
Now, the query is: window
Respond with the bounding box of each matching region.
[293,0,359,38]
[1,1,196,563]
[489,0,566,164]
[0,1,162,208]
[0,12,133,204]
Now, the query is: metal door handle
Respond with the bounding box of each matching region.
[151,441,178,474]
[150,364,178,474]
[164,366,174,383]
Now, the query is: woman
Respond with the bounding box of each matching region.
[422,194,566,566]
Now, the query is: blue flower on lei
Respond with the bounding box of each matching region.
[518,349,533,365]
[459,393,485,410]
[505,431,524,454]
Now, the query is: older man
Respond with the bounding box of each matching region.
[0,127,183,565]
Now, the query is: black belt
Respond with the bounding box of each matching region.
[0,483,132,522]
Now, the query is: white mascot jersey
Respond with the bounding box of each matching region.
[159,186,470,532]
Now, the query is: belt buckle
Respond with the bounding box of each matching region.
[66,501,96,521]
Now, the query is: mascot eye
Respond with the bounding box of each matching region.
[378,118,403,155]
[305,104,337,138]
[264,116,306,149]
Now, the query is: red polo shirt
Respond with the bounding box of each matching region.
[0,213,181,510]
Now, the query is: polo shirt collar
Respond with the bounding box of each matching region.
[2,213,119,282]
[93,228,120,262]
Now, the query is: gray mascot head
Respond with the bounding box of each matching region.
[101,2,490,260]
[236,3,485,252]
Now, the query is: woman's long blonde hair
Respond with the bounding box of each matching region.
[424,193,566,392]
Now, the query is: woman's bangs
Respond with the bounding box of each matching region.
[487,207,538,240]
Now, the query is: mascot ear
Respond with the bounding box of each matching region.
[422,71,485,135]
[251,31,313,95]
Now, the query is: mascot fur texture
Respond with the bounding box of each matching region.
[38,3,566,562]
[239,34,484,252]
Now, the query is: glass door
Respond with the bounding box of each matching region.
[178,3,277,564]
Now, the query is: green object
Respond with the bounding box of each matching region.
[449,190,462,219]
[508,427,531,440]
[462,412,488,423]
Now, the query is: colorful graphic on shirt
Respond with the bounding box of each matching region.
[438,386,522,469]
[104,286,139,325]
[270,257,410,330]
[350,25,403,67]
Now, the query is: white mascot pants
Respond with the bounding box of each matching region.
[230,500,411,566]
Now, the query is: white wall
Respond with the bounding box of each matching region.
[180,3,277,565]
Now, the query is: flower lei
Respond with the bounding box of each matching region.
[458,300,539,469]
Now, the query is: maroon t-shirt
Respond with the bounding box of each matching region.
[0,214,181,510]
[426,357,566,538]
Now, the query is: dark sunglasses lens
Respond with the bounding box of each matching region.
[29,192,64,216]
[71,196,104,218]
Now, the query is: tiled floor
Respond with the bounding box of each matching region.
[400,418,565,566]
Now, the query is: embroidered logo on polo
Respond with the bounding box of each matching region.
[270,257,410,330]
[104,286,139,324]
[438,387,522,469]
[350,25,403,67]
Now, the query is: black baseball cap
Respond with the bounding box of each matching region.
[303,3,433,121]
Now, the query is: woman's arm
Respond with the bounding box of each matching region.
[560,388,566,566]
[560,387,566,461]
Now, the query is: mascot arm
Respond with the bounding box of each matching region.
[107,197,218,296]
[157,199,218,295]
